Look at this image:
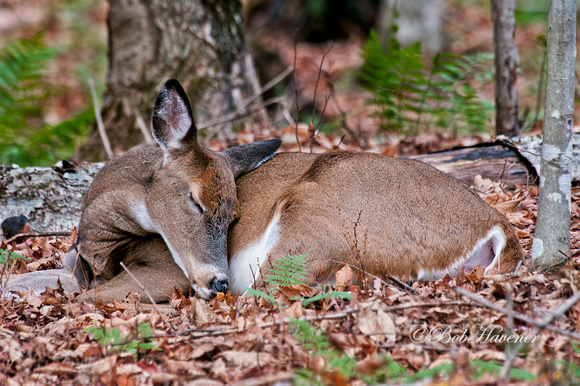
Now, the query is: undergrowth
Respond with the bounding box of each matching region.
[0,32,93,166]
[245,254,350,306]
[85,322,160,359]
[360,29,493,136]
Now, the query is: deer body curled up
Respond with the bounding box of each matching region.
[3,80,523,303]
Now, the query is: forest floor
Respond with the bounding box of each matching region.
[1,178,580,384]
[3,0,580,384]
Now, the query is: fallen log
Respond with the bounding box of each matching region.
[0,161,103,235]
[409,141,537,188]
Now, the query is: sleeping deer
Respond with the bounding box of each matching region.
[3,79,523,303]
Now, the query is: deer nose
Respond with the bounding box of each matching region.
[210,277,229,295]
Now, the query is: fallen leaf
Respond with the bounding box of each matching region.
[220,350,273,368]
[335,264,353,290]
[356,305,397,343]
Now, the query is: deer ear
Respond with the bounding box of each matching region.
[223,139,282,178]
[151,79,197,152]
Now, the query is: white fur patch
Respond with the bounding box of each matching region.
[130,202,159,233]
[417,226,506,281]
[229,209,281,294]
[161,238,190,280]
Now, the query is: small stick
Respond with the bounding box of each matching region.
[203,97,285,134]
[454,286,580,340]
[114,301,474,347]
[198,66,293,131]
[88,77,113,160]
[120,261,175,332]
[6,231,72,244]
[293,39,302,153]
[489,134,542,158]
[128,101,155,144]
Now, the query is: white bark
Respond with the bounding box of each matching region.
[531,0,576,271]
[0,163,103,235]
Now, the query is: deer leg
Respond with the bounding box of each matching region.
[76,240,191,304]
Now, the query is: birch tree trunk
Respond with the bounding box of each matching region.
[531,0,575,271]
[492,0,521,137]
[77,0,265,161]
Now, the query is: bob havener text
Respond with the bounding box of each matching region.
[410,324,541,345]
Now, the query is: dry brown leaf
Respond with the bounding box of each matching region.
[279,284,316,301]
[328,332,376,357]
[356,305,396,343]
[115,374,137,386]
[193,298,210,326]
[283,300,304,318]
[220,350,273,368]
[35,362,77,375]
[335,264,353,290]
[492,197,524,215]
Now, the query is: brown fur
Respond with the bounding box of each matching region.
[229,150,523,289]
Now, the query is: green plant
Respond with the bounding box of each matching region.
[0,32,93,166]
[555,342,580,380]
[0,249,27,266]
[245,255,350,306]
[360,29,493,135]
[291,319,455,384]
[291,319,358,384]
[469,360,536,382]
[85,322,161,359]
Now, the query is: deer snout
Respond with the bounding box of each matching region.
[210,277,229,296]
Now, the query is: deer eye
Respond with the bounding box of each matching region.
[188,192,204,214]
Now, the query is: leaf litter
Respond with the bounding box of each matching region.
[1,179,580,385]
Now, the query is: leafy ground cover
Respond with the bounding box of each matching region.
[2,175,580,385]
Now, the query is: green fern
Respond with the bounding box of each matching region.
[264,254,309,287]
[85,322,161,359]
[0,32,93,166]
[0,249,27,266]
[245,255,350,306]
[245,255,309,306]
[360,30,493,135]
[292,319,358,384]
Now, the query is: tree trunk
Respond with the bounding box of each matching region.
[376,0,443,56]
[77,0,265,162]
[531,0,575,271]
[492,0,521,137]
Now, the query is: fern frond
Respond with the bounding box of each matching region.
[360,29,493,135]
[264,255,309,287]
[0,32,92,166]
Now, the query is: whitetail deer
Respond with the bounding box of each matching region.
[3,79,523,303]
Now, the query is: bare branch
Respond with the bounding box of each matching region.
[120,261,176,332]
[88,77,113,160]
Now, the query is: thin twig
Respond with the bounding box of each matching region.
[293,38,302,153]
[236,66,292,115]
[454,286,580,340]
[88,77,113,160]
[6,231,72,244]
[201,96,286,131]
[199,66,293,131]
[489,134,542,157]
[307,257,416,294]
[127,100,155,144]
[147,301,472,342]
[309,45,333,153]
[119,261,175,332]
[100,301,476,353]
